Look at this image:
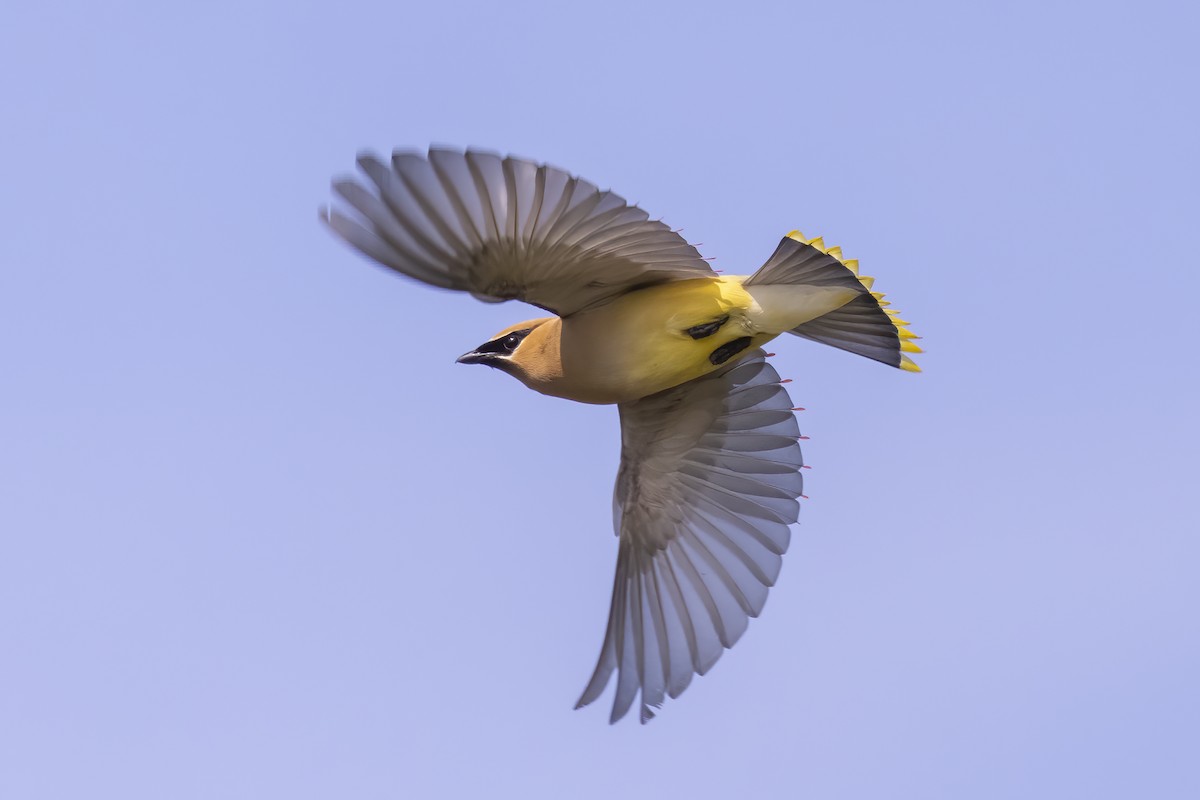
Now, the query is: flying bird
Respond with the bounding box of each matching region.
[320,147,921,723]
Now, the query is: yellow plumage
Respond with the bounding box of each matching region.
[532,276,862,404]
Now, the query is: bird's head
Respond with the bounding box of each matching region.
[456,317,561,386]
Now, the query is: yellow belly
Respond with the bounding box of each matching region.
[555,277,776,404]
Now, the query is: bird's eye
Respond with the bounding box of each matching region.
[502,334,521,351]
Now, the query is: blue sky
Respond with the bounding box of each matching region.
[3,1,1197,797]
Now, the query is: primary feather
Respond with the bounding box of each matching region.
[321,147,715,315]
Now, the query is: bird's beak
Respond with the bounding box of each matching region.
[456,350,488,365]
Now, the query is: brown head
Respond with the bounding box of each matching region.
[456,317,563,393]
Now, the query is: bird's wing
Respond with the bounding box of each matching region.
[320,147,716,316]
[576,351,804,723]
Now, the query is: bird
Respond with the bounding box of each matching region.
[320,146,921,724]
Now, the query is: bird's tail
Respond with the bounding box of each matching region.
[744,231,922,371]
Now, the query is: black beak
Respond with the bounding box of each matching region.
[456,350,491,366]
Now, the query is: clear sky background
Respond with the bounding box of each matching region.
[3,1,1197,797]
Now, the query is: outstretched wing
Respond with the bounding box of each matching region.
[321,147,715,316]
[576,351,804,723]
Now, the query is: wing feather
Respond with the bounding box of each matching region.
[329,177,458,288]
[322,147,715,315]
[649,558,693,699]
[389,152,472,259]
[679,528,752,642]
[665,543,725,675]
[576,351,804,723]
[611,558,640,722]
[425,149,490,249]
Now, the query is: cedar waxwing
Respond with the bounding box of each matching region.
[321,147,921,724]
